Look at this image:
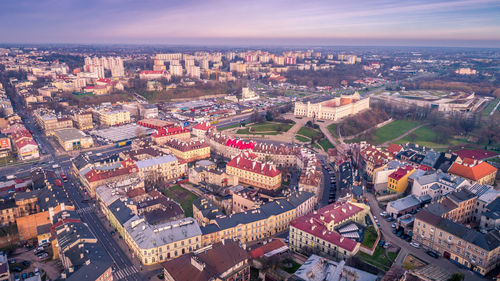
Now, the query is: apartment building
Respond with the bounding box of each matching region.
[411,171,468,202]
[189,166,239,187]
[94,108,131,126]
[54,218,113,281]
[72,111,93,130]
[448,158,497,185]
[162,240,250,281]
[33,110,73,136]
[413,210,500,276]
[387,165,415,193]
[164,139,210,163]
[226,152,282,191]
[152,126,191,145]
[200,191,315,247]
[289,202,372,261]
[426,189,476,224]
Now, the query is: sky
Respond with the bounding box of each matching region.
[1,0,500,47]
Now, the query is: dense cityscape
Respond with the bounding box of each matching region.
[0,1,500,281]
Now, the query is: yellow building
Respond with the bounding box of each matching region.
[226,153,281,191]
[387,165,415,193]
[414,210,500,276]
[293,93,369,121]
[53,128,94,151]
[72,111,93,130]
[199,191,315,247]
[289,202,372,261]
[95,109,130,126]
[164,139,210,163]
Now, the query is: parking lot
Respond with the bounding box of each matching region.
[8,245,62,281]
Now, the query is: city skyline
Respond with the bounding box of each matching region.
[1,0,500,47]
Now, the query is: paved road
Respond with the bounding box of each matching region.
[62,163,142,281]
[366,192,484,281]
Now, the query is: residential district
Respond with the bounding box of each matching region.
[0,46,499,281]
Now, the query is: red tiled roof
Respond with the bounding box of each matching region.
[250,239,288,259]
[290,203,361,252]
[84,159,137,183]
[454,149,498,161]
[387,143,403,157]
[227,152,280,177]
[193,122,213,131]
[225,138,255,150]
[448,158,497,181]
[388,165,414,181]
[165,139,209,152]
[16,138,37,149]
[153,126,189,138]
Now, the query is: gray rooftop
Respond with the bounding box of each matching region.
[53,128,90,142]
[124,217,202,250]
[387,194,421,212]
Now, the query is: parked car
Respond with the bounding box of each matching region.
[34,268,40,275]
[21,273,27,280]
[410,242,420,248]
[11,267,23,272]
[392,223,396,228]
[22,260,30,267]
[426,251,439,258]
[14,275,20,281]
[392,229,397,234]
[9,258,16,264]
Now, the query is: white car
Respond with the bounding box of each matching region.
[410,242,420,248]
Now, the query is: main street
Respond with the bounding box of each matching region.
[365,192,484,281]
[59,161,142,281]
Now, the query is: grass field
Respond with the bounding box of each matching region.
[394,125,468,148]
[327,123,338,138]
[162,185,199,217]
[372,120,420,144]
[483,98,500,116]
[357,246,393,271]
[318,138,334,150]
[297,126,322,139]
[236,121,294,135]
[361,226,378,248]
[295,135,310,142]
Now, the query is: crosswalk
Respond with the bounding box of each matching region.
[76,206,96,214]
[114,266,139,280]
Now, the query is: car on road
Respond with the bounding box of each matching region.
[410,242,420,248]
[426,251,439,258]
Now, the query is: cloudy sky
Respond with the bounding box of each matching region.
[1,0,499,47]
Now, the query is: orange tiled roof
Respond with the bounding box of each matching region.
[448,158,497,181]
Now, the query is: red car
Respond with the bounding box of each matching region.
[60,173,68,182]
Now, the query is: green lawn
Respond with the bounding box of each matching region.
[318,138,334,151]
[298,126,322,139]
[372,120,420,144]
[327,123,339,138]
[357,246,392,271]
[295,135,310,142]
[236,121,294,135]
[162,185,199,217]
[361,226,378,248]
[281,259,302,274]
[394,125,468,148]
[483,98,500,116]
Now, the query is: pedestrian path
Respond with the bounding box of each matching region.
[114,266,139,280]
[76,206,96,214]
